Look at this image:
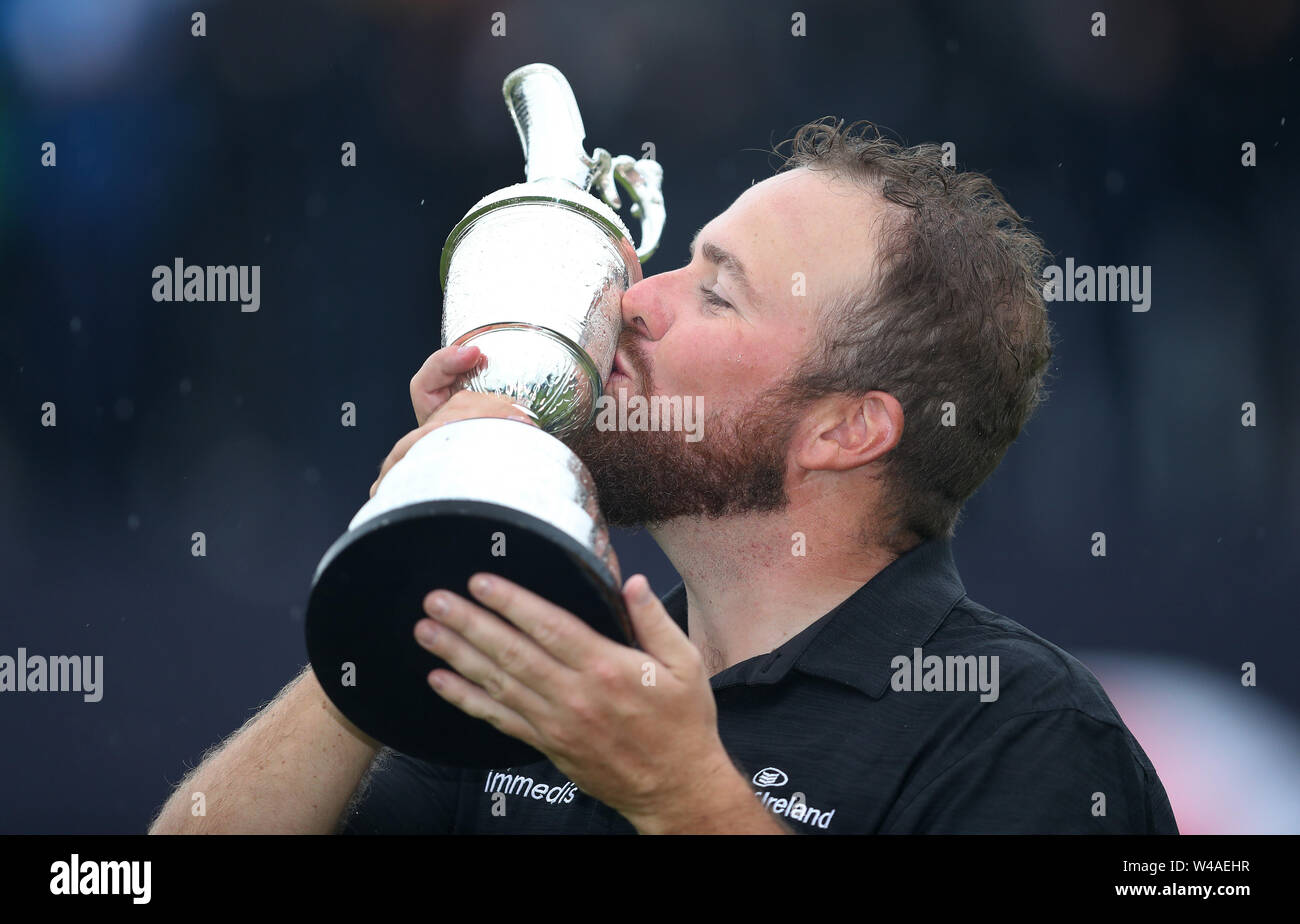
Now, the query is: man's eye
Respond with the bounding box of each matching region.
[700,286,734,312]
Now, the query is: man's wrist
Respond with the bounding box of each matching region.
[626,752,789,835]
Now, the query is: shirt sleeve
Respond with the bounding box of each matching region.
[880,707,1177,834]
[338,747,463,835]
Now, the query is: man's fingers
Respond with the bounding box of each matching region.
[622,575,696,670]
[413,605,552,716]
[465,574,607,671]
[425,668,543,751]
[410,344,482,426]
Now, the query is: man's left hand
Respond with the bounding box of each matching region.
[412,572,773,834]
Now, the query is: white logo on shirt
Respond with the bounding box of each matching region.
[484,769,578,805]
[752,767,789,787]
[751,768,837,829]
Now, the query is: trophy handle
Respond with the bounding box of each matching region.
[589,149,666,263]
[608,154,665,263]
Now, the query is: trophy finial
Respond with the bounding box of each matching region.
[502,63,591,188]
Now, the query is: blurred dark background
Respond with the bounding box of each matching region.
[1,0,1297,833]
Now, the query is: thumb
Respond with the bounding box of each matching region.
[623,575,692,668]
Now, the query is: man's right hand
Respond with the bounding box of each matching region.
[411,343,490,427]
[369,346,537,499]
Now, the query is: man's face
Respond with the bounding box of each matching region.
[569,166,884,527]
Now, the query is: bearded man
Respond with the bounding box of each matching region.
[149,120,1178,835]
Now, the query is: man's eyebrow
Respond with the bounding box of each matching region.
[689,228,756,302]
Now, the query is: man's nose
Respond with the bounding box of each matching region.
[620,272,674,341]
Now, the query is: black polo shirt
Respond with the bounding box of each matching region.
[339,537,1179,834]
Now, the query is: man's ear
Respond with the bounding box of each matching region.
[793,391,904,473]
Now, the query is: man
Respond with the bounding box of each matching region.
[149,119,1178,835]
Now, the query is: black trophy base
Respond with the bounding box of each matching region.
[305,499,629,768]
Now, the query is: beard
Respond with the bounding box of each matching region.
[567,337,812,529]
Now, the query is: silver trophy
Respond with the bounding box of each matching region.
[304,63,665,768]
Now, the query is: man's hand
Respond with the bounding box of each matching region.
[412,573,790,834]
[410,343,483,427]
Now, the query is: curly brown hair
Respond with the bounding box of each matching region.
[774,118,1056,554]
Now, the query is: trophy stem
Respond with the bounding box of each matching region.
[450,322,605,440]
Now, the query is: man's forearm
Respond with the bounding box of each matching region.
[643,792,793,834]
[148,666,380,834]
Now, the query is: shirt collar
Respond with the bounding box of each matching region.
[659,536,967,699]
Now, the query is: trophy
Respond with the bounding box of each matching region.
[304,63,665,768]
